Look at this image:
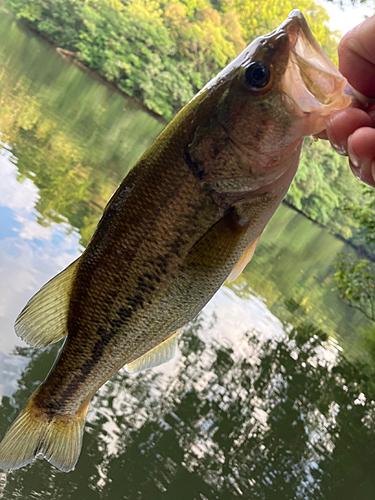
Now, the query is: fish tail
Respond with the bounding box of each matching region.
[0,389,88,473]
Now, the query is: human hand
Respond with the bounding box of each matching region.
[326,15,375,188]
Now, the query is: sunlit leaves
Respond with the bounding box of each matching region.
[5,0,338,118]
[233,0,339,63]
[334,189,375,321]
[286,138,363,239]
[334,254,375,321]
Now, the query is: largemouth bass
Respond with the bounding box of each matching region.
[0,11,358,472]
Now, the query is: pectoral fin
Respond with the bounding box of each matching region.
[125,330,180,374]
[185,208,250,274]
[227,234,261,283]
[15,258,80,348]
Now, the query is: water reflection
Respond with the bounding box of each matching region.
[232,204,373,365]
[2,294,375,499]
[1,8,375,499]
[0,147,81,356]
[0,13,164,248]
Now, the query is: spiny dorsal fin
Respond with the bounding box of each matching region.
[125,330,180,374]
[227,234,261,283]
[15,258,80,348]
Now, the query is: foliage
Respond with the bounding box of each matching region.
[286,138,363,239]
[346,187,375,250]
[5,0,339,120]
[233,0,339,63]
[334,189,375,320]
[334,254,375,320]
[2,0,370,241]
[9,0,83,50]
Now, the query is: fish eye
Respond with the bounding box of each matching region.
[245,61,271,90]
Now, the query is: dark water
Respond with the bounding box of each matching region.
[1,8,375,500]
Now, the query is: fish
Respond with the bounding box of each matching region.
[0,10,358,472]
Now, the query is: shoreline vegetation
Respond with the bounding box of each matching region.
[2,0,374,260]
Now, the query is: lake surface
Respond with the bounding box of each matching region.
[1,8,375,500]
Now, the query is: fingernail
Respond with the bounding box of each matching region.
[326,120,347,155]
[348,135,374,182]
[332,142,348,156]
[347,134,361,168]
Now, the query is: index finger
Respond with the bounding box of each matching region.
[339,14,375,97]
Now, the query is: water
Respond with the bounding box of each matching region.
[1,8,375,499]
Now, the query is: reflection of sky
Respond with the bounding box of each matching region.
[0,142,82,355]
[91,286,340,462]
[0,133,369,499]
[86,285,345,496]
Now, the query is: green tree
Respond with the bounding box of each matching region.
[286,138,364,239]
[233,0,340,62]
[5,0,341,118]
[3,0,370,245]
[334,188,375,321]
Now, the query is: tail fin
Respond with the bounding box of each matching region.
[0,390,88,473]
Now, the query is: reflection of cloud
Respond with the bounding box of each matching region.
[0,151,81,244]
[15,215,53,240]
[0,235,81,354]
[0,351,28,400]
[0,149,82,354]
[203,286,285,343]
[0,154,39,212]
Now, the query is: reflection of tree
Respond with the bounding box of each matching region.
[0,11,367,253]
[0,15,164,247]
[226,204,373,368]
[3,318,375,499]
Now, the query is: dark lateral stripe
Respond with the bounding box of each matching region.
[57,205,213,407]
[184,147,204,181]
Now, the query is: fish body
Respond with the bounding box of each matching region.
[0,11,355,472]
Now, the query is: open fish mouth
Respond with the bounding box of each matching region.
[277,10,351,129]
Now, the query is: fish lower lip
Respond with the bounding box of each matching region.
[279,10,352,123]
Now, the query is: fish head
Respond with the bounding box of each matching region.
[190,10,352,196]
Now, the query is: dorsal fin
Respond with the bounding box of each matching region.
[125,330,180,374]
[227,234,261,283]
[15,258,80,348]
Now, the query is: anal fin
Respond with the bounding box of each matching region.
[15,257,80,348]
[125,330,180,374]
[227,234,261,283]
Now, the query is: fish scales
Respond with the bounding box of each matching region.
[0,10,361,472]
[37,139,223,414]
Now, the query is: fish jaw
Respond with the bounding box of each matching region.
[279,10,353,137]
[187,18,307,200]
[190,10,362,202]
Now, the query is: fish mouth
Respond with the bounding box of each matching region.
[277,10,352,133]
